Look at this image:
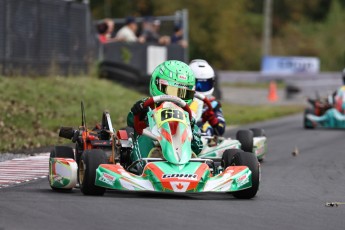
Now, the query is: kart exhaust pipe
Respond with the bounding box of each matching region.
[59,127,76,140]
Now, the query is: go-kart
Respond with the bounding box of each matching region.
[304,94,345,129]
[192,93,267,162]
[49,96,260,199]
[49,102,131,190]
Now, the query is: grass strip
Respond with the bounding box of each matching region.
[0,76,302,152]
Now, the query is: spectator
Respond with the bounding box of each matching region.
[171,24,188,48]
[140,18,170,45]
[97,22,108,43]
[116,16,144,43]
[153,19,171,45]
[139,17,156,43]
[97,18,116,44]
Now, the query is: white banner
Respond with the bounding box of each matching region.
[261,56,320,75]
[147,46,167,75]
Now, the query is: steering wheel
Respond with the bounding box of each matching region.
[133,95,193,136]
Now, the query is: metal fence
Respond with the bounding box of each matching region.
[0,0,97,76]
[109,9,189,61]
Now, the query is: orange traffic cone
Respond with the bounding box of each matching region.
[267,80,278,102]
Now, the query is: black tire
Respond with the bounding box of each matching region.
[304,108,314,129]
[75,143,83,184]
[236,130,254,152]
[75,143,83,166]
[221,149,242,168]
[79,149,107,196]
[250,128,265,137]
[49,146,75,191]
[232,151,260,199]
[50,146,74,159]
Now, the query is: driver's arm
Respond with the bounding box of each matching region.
[127,98,149,135]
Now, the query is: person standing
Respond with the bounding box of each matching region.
[116,16,144,43]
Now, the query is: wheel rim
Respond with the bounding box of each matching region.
[79,160,85,185]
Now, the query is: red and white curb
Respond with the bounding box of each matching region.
[0,153,49,188]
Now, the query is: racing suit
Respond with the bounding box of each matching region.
[194,96,226,136]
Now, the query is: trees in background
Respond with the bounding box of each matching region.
[89,0,345,71]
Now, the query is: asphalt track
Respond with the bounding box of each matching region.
[1,114,345,230]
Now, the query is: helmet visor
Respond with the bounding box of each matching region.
[196,78,214,92]
[157,80,195,101]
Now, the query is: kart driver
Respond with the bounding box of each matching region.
[189,59,226,136]
[333,68,345,113]
[127,60,203,169]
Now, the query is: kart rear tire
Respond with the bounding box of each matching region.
[250,128,266,162]
[232,151,260,199]
[79,149,107,196]
[304,108,314,129]
[221,149,242,168]
[49,146,75,191]
[236,130,254,152]
[250,128,265,137]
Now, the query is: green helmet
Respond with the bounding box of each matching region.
[150,60,196,105]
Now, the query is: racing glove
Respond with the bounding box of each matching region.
[202,109,219,127]
[131,100,145,115]
[130,98,149,135]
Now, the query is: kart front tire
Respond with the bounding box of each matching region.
[236,130,254,152]
[79,149,106,196]
[232,151,260,199]
[221,149,242,168]
[50,146,74,159]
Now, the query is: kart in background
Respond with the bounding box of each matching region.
[303,94,345,129]
[49,96,260,199]
[193,93,267,162]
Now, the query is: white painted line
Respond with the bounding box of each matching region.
[0,154,50,188]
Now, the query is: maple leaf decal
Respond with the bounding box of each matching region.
[176,183,184,190]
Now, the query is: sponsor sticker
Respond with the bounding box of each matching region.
[179,75,187,80]
[158,78,192,89]
[159,79,169,85]
[172,82,191,89]
[99,172,115,186]
[53,175,64,185]
[236,173,249,187]
[162,174,197,180]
